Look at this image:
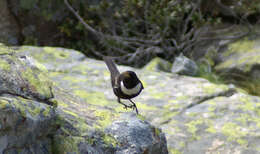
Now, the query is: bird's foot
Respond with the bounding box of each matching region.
[123,104,135,110]
[129,99,139,114]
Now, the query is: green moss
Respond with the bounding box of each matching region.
[30,106,41,116]
[196,62,221,83]
[49,99,58,108]
[176,95,189,101]
[208,104,216,112]
[94,110,113,129]
[42,107,51,116]
[206,124,217,134]
[237,138,248,146]
[137,103,158,111]
[33,60,48,72]
[137,114,146,121]
[224,38,255,57]
[43,47,70,59]
[144,57,172,72]
[74,119,91,134]
[20,65,53,99]
[215,59,234,70]
[0,43,15,55]
[238,96,260,112]
[52,135,80,154]
[154,127,161,137]
[64,110,79,117]
[0,59,11,71]
[185,119,203,140]
[168,148,181,154]
[202,84,229,95]
[12,97,51,117]
[48,71,63,77]
[0,99,9,109]
[63,76,88,83]
[152,92,167,99]
[204,47,218,66]
[161,111,179,124]
[221,122,248,142]
[103,71,110,77]
[74,90,110,106]
[56,100,69,108]
[163,100,182,111]
[70,63,89,75]
[11,99,27,117]
[102,134,119,147]
[216,38,260,73]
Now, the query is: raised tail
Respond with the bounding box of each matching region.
[103,56,120,77]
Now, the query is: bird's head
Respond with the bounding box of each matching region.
[121,71,143,89]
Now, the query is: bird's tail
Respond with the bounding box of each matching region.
[103,57,120,77]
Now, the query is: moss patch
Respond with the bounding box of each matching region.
[137,102,158,111]
[0,99,10,109]
[168,148,181,154]
[144,57,172,72]
[224,38,255,57]
[43,47,70,59]
[221,122,248,144]
[74,90,110,106]
[52,135,81,154]
[20,65,53,99]
[202,83,229,95]
[0,58,11,71]
[102,133,119,147]
[94,110,114,129]
[185,119,204,140]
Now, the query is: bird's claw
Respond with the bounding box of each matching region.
[123,104,136,110]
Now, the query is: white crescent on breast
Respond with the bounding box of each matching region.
[120,81,142,96]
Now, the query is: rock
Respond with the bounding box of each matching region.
[2,44,260,153]
[0,44,168,154]
[0,51,54,104]
[144,57,172,72]
[171,54,198,76]
[0,96,56,153]
[215,37,260,95]
[215,38,260,75]
[105,113,168,154]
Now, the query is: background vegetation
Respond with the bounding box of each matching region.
[10,0,260,66]
[4,0,260,95]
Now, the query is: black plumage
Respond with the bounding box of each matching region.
[104,57,143,114]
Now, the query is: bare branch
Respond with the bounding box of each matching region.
[181,0,201,39]
[64,0,100,38]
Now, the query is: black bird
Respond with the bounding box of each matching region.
[104,57,144,114]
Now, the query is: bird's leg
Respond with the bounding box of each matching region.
[129,99,138,114]
[117,97,133,110]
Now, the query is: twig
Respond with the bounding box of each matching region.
[64,0,100,38]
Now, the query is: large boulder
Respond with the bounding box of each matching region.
[0,44,167,154]
[215,38,260,78]
[215,37,260,95]
[2,44,260,154]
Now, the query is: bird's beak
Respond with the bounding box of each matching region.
[141,82,144,89]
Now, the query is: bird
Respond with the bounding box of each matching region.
[103,57,144,114]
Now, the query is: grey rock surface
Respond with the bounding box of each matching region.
[0,44,168,154]
[171,54,198,76]
[1,43,260,154]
